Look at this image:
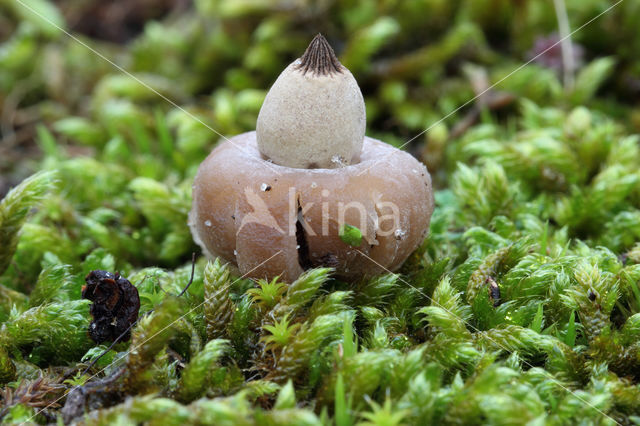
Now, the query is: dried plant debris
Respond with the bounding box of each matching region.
[60,368,126,423]
[3,0,640,424]
[82,271,140,344]
[0,376,65,422]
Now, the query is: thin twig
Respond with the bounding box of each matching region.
[177,252,197,298]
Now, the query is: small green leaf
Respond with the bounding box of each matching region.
[63,372,90,387]
[530,303,544,333]
[335,373,354,426]
[35,125,60,159]
[0,346,16,384]
[274,380,296,410]
[342,315,357,359]
[628,278,640,312]
[339,224,362,247]
[565,311,576,347]
[570,57,615,104]
[53,117,106,146]
[0,170,57,276]
[12,0,66,37]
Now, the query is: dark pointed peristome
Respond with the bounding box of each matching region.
[295,33,344,76]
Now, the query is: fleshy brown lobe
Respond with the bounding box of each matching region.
[190,131,434,282]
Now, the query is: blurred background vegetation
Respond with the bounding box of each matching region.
[2,0,640,424]
[2,0,640,194]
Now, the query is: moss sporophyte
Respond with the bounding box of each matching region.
[190,35,435,281]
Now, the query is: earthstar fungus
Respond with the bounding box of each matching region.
[190,34,434,282]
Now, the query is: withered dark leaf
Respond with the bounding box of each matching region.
[82,270,140,344]
[487,277,501,308]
